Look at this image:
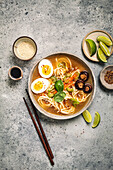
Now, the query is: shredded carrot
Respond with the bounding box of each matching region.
[67,73,77,82]
[41,92,46,96]
[64,81,75,89]
[53,90,57,94]
[63,73,77,89]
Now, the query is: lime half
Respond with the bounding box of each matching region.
[86,39,97,56]
[97,36,112,46]
[92,112,101,128]
[82,110,92,123]
[99,41,110,56]
[97,48,107,63]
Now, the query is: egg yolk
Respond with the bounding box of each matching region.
[42,65,51,75]
[34,81,43,91]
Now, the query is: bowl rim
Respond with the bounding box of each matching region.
[12,36,37,61]
[28,53,96,120]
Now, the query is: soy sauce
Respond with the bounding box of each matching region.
[11,67,21,78]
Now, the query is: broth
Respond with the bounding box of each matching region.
[31,54,93,116]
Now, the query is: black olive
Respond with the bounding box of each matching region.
[79,71,89,82]
[75,80,85,90]
[83,83,92,93]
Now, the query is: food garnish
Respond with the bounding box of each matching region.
[31,78,49,94]
[54,91,66,102]
[83,83,92,93]
[64,73,77,83]
[50,76,57,83]
[48,85,54,92]
[104,70,113,84]
[82,110,101,128]
[97,36,112,46]
[97,48,107,63]
[64,81,75,89]
[99,41,110,56]
[54,80,66,102]
[66,73,72,77]
[85,39,97,56]
[75,80,85,90]
[47,92,54,98]
[63,76,69,83]
[38,59,53,78]
[58,91,66,98]
[55,80,64,92]
[66,87,74,92]
[79,71,89,82]
[71,98,79,107]
[92,112,101,128]
[82,110,92,123]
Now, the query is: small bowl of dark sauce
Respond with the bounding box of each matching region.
[8,66,23,81]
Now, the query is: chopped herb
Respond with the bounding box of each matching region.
[55,80,64,92]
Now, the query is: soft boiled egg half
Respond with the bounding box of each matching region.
[31,78,49,94]
[38,59,53,78]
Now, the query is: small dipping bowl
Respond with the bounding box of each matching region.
[13,36,37,61]
[8,66,23,81]
[100,65,113,90]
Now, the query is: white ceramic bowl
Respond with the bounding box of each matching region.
[8,66,23,81]
[13,36,37,61]
[100,65,113,90]
[82,30,113,62]
[28,53,96,120]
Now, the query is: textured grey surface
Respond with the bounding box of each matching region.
[0,0,113,170]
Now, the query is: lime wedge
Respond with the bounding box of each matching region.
[82,110,92,123]
[99,41,110,56]
[92,112,101,128]
[97,48,107,62]
[85,39,97,56]
[97,36,112,46]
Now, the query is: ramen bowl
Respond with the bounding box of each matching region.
[28,53,96,120]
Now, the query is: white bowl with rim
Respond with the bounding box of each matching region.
[13,36,37,61]
[28,53,96,120]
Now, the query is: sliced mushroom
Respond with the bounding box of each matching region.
[75,80,85,90]
[79,71,89,82]
[83,83,92,93]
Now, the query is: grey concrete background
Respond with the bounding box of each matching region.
[0,0,113,170]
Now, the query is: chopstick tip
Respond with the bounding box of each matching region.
[51,160,54,166]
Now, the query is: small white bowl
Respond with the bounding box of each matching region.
[13,36,37,61]
[82,30,113,62]
[100,65,113,90]
[8,66,23,81]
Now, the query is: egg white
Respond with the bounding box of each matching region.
[31,78,49,94]
[38,59,53,78]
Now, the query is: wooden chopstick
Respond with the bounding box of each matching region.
[23,97,54,166]
[25,89,54,159]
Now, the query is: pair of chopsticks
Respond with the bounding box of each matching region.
[23,89,54,166]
